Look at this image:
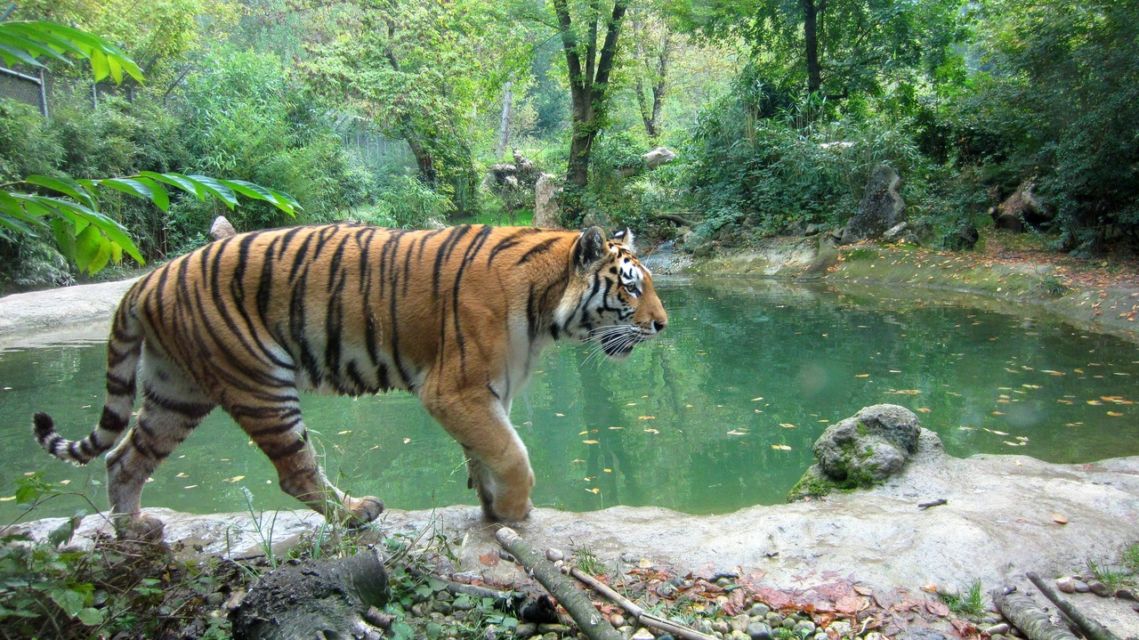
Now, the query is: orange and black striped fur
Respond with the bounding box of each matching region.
[33,224,667,538]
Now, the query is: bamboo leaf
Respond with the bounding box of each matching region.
[187,174,238,209]
[25,175,96,208]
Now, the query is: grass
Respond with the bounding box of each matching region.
[1086,558,1129,591]
[573,546,604,576]
[940,580,986,617]
[1124,543,1139,574]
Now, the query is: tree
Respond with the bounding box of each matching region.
[629,9,672,141]
[0,20,299,274]
[552,0,631,224]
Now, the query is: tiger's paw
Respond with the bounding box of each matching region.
[115,514,165,542]
[485,497,533,522]
[344,496,384,528]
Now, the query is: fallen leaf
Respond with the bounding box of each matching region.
[726,429,748,436]
[779,423,797,429]
[582,439,599,445]
[771,444,792,451]
[751,396,764,402]
[1052,513,1069,525]
[643,428,659,434]
[855,373,870,378]
[638,415,656,420]
[586,487,600,494]
[479,552,499,567]
[224,475,245,483]
[926,599,950,617]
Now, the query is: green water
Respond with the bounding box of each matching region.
[3,277,1138,522]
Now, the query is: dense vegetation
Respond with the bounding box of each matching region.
[1,0,1136,290]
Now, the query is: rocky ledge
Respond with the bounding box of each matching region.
[13,426,1139,635]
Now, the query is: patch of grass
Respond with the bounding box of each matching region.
[574,547,603,576]
[940,580,986,617]
[1123,543,1139,574]
[1087,558,1128,591]
[843,247,880,261]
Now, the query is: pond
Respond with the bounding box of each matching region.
[2,277,1138,523]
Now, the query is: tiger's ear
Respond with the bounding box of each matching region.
[575,226,606,271]
[613,227,635,252]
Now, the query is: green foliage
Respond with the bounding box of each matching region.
[939,580,986,617]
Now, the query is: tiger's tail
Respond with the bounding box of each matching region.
[34,284,144,465]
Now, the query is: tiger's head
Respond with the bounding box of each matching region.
[555,226,668,359]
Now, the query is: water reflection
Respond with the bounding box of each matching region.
[1,277,1137,520]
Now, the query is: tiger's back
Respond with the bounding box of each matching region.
[34,223,667,538]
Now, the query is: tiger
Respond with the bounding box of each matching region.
[32,224,667,539]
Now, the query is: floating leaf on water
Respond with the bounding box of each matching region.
[638,415,656,420]
[1043,370,1065,376]
[184,485,198,490]
[402,437,411,444]
[582,439,599,445]
[1101,395,1134,405]
[1107,411,1124,417]
[0,496,14,502]
[751,396,764,402]
[1022,384,1041,390]
[555,412,565,417]
[586,487,600,494]
[579,430,589,436]
[603,468,613,473]
[771,444,792,451]
[643,428,659,434]
[1086,400,1103,406]
[916,407,931,414]
[176,472,189,479]
[991,411,1006,416]
[855,373,870,378]
[779,423,797,429]
[626,402,637,407]
[224,475,245,483]
[726,429,748,436]
[608,426,624,430]
[889,389,921,395]
[337,430,351,435]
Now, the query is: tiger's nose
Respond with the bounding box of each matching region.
[652,319,666,333]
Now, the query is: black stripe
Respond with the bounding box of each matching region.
[288,230,316,282]
[324,264,348,384]
[231,404,300,420]
[267,437,308,461]
[99,405,130,432]
[256,236,280,322]
[486,228,541,266]
[249,416,304,437]
[106,372,136,397]
[289,270,322,386]
[433,225,471,299]
[143,385,213,419]
[516,237,560,265]
[450,226,494,368]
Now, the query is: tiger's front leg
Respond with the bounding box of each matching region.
[423,386,534,521]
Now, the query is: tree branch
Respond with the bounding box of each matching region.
[552,0,585,92]
[593,0,629,89]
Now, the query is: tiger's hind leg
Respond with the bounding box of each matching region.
[105,349,215,540]
[227,392,383,527]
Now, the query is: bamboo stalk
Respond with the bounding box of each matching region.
[495,527,622,640]
[992,587,1080,640]
[564,564,718,640]
[1026,572,1121,640]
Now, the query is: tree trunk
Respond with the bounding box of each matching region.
[802,0,822,95]
[1026,572,1120,640]
[406,135,437,187]
[553,0,630,225]
[495,81,513,158]
[230,550,389,640]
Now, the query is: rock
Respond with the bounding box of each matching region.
[794,620,815,635]
[631,628,655,640]
[730,613,751,632]
[841,164,905,244]
[943,222,980,250]
[533,173,561,229]
[1074,580,1091,593]
[748,603,770,618]
[610,614,625,627]
[882,222,909,243]
[545,548,564,562]
[1115,588,1137,601]
[746,621,772,640]
[713,620,731,633]
[1089,580,1111,596]
[827,621,852,637]
[984,623,1010,635]
[1056,576,1077,593]
[897,629,951,640]
[994,179,1051,231]
[209,215,237,241]
[810,404,922,486]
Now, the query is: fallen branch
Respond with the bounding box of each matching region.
[651,213,696,227]
[405,567,558,624]
[495,527,622,640]
[564,563,717,640]
[992,587,1079,640]
[918,498,947,510]
[1027,572,1121,640]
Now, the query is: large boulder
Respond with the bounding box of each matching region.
[533,172,561,229]
[790,404,923,499]
[841,165,905,244]
[994,179,1051,231]
[210,215,237,241]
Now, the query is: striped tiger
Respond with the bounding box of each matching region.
[33,224,667,539]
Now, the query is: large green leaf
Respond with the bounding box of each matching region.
[0,21,144,83]
[25,175,96,208]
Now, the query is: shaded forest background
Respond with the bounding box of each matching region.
[1,0,1137,290]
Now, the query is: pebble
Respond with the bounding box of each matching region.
[729,631,750,640]
[828,621,852,637]
[794,620,816,635]
[1056,576,1076,593]
[545,548,565,562]
[781,616,797,629]
[749,603,770,617]
[610,614,626,627]
[433,601,453,614]
[765,611,784,626]
[631,628,655,640]
[713,620,731,633]
[985,623,1011,635]
[1088,581,1110,597]
[1116,588,1137,601]
[730,613,751,632]
[1074,580,1091,593]
[746,621,773,640]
